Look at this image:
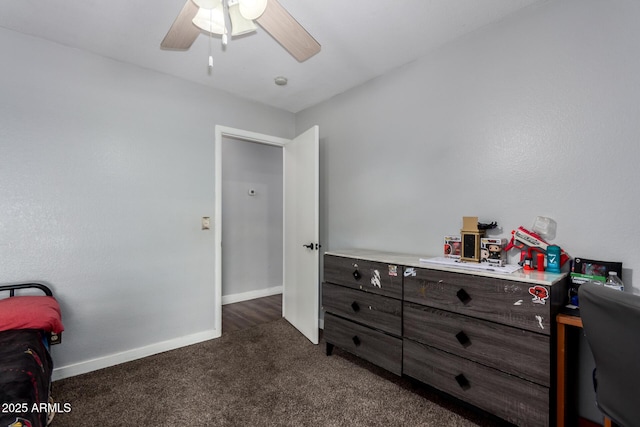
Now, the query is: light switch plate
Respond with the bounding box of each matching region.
[202,217,211,230]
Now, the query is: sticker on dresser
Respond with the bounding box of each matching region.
[371,269,381,287]
[404,267,416,277]
[528,285,549,304]
[535,315,545,330]
[388,265,398,277]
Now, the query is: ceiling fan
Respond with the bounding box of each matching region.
[161,0,321,62]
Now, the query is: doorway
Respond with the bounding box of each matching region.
[214,125,320,344]
[220,135,283,334]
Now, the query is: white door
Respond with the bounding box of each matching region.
[283,126,320,344]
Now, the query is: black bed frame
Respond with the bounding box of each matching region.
[0,282,62,345]
[0,282,53,297]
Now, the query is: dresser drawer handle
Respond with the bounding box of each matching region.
[352,335,361,347]
[352,269,362,280]
[456,288,472,305]
[351,301,360,312]
[455,374,471,390]
[455,331,471,348]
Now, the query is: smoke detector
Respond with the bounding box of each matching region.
[274,76,288,86]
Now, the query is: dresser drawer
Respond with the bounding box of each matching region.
[324,313,402,375]
[403,340,549,427]
[324,255,402,299]
[403,302,549,386]
[322,283,402,336]
[404,268,552,334]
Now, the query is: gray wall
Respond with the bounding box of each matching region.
[296,0,640,421]
[0,27,294,377]
[221,137,283,300]
[298,0,640,280]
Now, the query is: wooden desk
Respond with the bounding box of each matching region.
[557,312,613,427]
[556,312,583,427]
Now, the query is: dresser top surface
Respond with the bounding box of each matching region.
[325,248,567,286]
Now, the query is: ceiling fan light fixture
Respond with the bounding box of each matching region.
[192,6,226,34]
[238,0,267,20]
[162,0,320,62]
[228,3,257,36]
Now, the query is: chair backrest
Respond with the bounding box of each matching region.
[578,282,640,427]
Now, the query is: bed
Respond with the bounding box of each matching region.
[0,283,64,427]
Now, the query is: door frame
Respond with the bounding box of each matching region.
[214,125,290,337]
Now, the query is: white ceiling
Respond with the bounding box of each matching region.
[0,0,547,113]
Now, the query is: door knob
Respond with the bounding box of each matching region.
[302,243,314,249]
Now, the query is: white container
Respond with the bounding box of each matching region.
[532,216,557,240]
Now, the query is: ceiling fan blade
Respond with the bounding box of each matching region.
[256,0,320,62]
[161,0,201,50]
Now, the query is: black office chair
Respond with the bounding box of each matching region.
[578,282,640,427]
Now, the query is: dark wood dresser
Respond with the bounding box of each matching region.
[322,249,568,427]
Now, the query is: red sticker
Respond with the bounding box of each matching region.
[528,285,548,304]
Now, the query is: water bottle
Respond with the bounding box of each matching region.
[604,271,624,291]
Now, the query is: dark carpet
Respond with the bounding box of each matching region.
[51,319,505,426]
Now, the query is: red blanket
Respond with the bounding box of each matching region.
[0,296,64,333]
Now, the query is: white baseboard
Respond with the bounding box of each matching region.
[52,328,220,381]
[222,285,282,305]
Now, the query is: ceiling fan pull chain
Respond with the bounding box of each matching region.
[208,7,214,70]
[222,0,229,47]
